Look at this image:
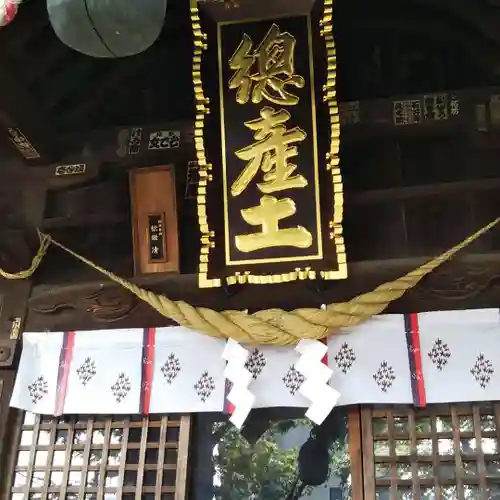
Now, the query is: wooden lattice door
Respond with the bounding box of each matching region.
[4,412,190,500]
[361,404,500,499]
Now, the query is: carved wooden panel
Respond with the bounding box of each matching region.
[130,166,180,275]
[24,252,500,333]
[28,285,140,332]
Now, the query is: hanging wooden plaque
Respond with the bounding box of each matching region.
[192,0,346,287]
[129,166,179,275]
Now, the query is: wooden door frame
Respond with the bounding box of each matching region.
[0,372,23,500]
[349,406,365,500]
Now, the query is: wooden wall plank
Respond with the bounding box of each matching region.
[348,407,364,500]
[175,415,191,500]
[0,370,18,499]
[430,410,443,500]
[0,409,23,499]
[386,410,397,500]
[21,412,41,498]
[451,406,466,500]
[472,406,488,498]
[135,417,149,500]
[59,421,75,500]
[77,419,94,498]
[0,372,14,459]
[116,417,131,498]
[361,407,376,499]
[408,409,421,500]
[155,415,169,500]
[97,419,112,500]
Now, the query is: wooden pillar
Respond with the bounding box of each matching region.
[0,178,45,365]
[0,174,48,494]
[0,372,21,500]
[0,281,31,498]
[0,371,15,453]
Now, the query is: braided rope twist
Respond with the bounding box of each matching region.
[1,218,498,345]
[49,217,500,345]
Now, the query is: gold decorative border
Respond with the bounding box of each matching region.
[191,0,221,288]
[319,0,347,280]
[192,1,346,287]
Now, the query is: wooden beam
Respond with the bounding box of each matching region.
[18,83,498,166]
[60,53,157,130]
[339,86,498,137]
[408,0,500,47]
[26,252,500,332]
[82,120,194,165]
[0,68,58,165]
[348,177,500,205]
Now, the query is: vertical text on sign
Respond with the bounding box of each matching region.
[218,17,322,267]
[127,127,143,155]
[129,166,179,275]
[148,213,167,262]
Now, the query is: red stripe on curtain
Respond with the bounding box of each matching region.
[140,327,156,415]
[54,331,75,416]
[410,313,426,407]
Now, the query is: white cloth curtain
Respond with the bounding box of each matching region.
[10,309,500,416]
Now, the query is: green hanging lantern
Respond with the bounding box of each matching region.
[47,0,167,58]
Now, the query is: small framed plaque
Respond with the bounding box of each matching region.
[130,166,179,275]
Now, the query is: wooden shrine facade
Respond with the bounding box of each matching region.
[3,387,500,498]
[11,84,500,334]
[0,83,499,499]
[2,0,500,498]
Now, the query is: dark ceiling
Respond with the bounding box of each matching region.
[0,0,193,133]
[1,0,500,134]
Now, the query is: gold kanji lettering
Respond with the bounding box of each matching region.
[235,195,312,252]
[232,107,307,197]
[229,24,305,106]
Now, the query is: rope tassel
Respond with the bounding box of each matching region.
[1,218,499,346]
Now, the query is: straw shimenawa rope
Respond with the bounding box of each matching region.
[0,232,51,280]
[2,218,499,345]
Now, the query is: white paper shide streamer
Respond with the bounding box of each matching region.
[222,339,256,429]
[295,339,341,424]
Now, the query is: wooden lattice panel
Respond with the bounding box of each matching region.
[9,413,190,500]
[362,404,500,499]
